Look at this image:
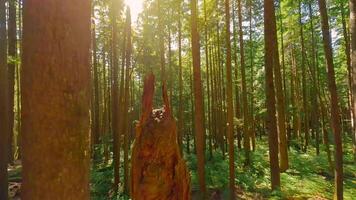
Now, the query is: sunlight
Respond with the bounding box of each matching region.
[124,0,143,23]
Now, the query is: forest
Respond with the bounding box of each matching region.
[0,0,355,199]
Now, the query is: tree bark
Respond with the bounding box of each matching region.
[190,0,207,197]
[318,0,344,199]
[21,0,91,198]
[131,74,191,200]
[111,0,121,192]
[0,0,9,198]
[264,0,281,190]
[224,0,235,198]
[351,0,356,164]
[237,0,251,165]
[123,8,132,195]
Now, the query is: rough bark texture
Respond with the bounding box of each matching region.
[131,74,191,200]
[21,0,91,199]
[318,0,343,199]
[190,0,207,197]
[111,0,121,191]
[0,0,9,198]
[264,0,281,190]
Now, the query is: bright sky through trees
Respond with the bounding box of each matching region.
[125,0,143,22]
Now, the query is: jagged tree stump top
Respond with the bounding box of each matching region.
[131,74,191,200]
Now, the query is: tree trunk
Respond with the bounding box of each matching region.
[123,8,132,195]
[264,0,281,190]
[111,0,121,192]
[224,0,235,198]
[92,5,100,146]
[7,0,17,165]
[274,0,288,172]
[299,0,309,151]
[131,74,191,200]
[0,0,9,198]
[190,0,207,197]
[318,0,344,199]
[237,0,251,165]
[178,0,184,154]
[351,0,356,164]
[21,0,91,198]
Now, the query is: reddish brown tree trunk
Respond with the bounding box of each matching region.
[0,0,9,198]
[111,0,121,192]
[131,74,191,200]
[190,0,207,197]
[318,0,343,199]
[264,0,281,190]
[21,0,91,198]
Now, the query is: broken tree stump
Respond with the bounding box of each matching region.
[131,74,191,200]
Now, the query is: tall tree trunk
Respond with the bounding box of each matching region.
[158,0,166,82]
[16,0,22,160]
[248,0,256,151]
[350,0,356,163]
[178,0,184,154]
[224,0,235,198]
[190,0,207,197]
[340,2,354,136]
[308,2,320,155]
[8,0,17,165]
[237,0,251,165]
[0,0,9,198]
[21,0,91,198]
[111,0,121,192]
[264,0,281,190]
[318,0,344,199]
[274,0,288,172]
[123,8,132,195]
[232,1,242,149]
[92,5,100,146]
[299,0,309,151]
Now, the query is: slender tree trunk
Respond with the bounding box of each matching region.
[92,6,100,146]
[232,1,242,149]
[21,0,91,198]
[123,8,132,195]
[274,0,288,172]
[340,2,354,136]
[224,0,235,198]
[248,0,256,151]
[0,0,9,198]
[178,0,184,154]
[16,0,23,161]
[237,0,251,165]
[190,0,207,197]
[308,2,320,155]
[7,0,17,165]
[299,0,309,151]
[350,0,356,163]
[264,0,281,190]
[318,0,344,199]
[158,0,166,82]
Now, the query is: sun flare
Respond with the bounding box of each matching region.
[124,0,143,22]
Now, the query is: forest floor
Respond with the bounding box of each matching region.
[7,136,356,200]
